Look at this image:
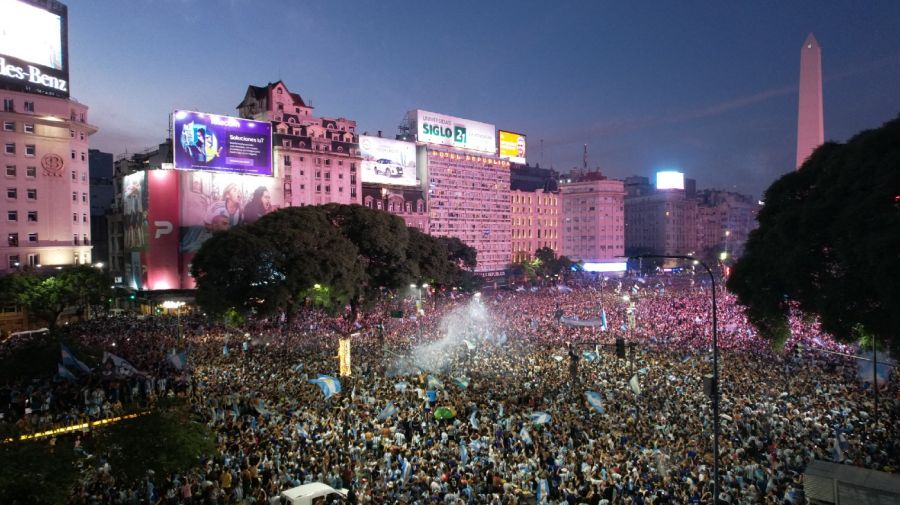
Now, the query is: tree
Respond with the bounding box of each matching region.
[0,266,110,330]
[437,236,477,271]
[727,116,900,349]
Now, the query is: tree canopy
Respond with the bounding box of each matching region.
[0,265,110,329]
[727,116,900,349]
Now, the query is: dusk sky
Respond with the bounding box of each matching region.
[68,0,900,198]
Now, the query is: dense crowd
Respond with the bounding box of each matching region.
[1,275,896,504]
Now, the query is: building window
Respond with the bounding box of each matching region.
[6,187,16,199]
[72,191,77,201]
[2,99,12,112]
[80,152,85,161]
[26,188,36,200]
[325,185,330,193]
[4,143,14,155]
[27,253,39,267]
[24,123,34,134]
[349,162,357,171]
[315,184,321,193]
[71,170,76,180]
[71,150,76,159]
[73,234,79,245]
[81,171,86,182]
[72,213,77,222]
[8,254,20,269]
[82,213,87,223]
[7,210,17,221]
[79,132,84,140]
[5,165,14,176]
[81,192,87,203]
[284,155,291,165]
[23,101,34,112]
[83,234,88,245]
[2,121,13,131]
[25,166,35,178]
[70,129,75,138]
[8,233,18,247]
[27,233,37,243]
[324,159,331,166]
[27,211,37,222]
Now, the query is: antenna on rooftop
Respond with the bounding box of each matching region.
[583,144,588,171]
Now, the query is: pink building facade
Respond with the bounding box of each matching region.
[237,81,361,207]
[624,190,698,257]
[361,185,429,232]
[423,147,511,273]
[510,189,560,263]
[695,189,758,260]
[1,89,96,271]
[560,176,625,262]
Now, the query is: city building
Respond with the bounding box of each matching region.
[797,33,824,169]
[236,81,361,206]
[624,172,698,257]
[559,171,625,263]
[88,149,113,268]
[358,133,428,231]
[695,189,759,261]
[361,185,428,232]
[510,188,560,263]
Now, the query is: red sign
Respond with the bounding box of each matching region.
[144,170,181,290]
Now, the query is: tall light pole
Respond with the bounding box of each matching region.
[410,283,428,339]
[629,254,719,503]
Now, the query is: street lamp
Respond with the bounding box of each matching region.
[628,254,720,504]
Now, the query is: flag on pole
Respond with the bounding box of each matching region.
[629,374,641,395]
[166,350,187,370]
[585,390,605,413]
[103,351,140,376]
[530,411,551,425]
[61,344,92,373]
[57,363,78,381]
[520,426,533,445]
[377,401,399,421]
[308,374,341,399]
[600,309,608,331]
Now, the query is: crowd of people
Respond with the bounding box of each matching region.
[1,274,896,504]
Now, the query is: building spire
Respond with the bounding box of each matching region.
[796,33,824,169]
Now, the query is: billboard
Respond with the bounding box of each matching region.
[359,135,417,186]
[173,110,272,176]
[143,170,181,291]
[0,0,69,97]
[412,109,496,154]
[123,172,148,251]
[498,130,526,164]
[656,171,685,190]
[178,170,283,254]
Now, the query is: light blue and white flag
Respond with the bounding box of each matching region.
[308,374,341,399]
[600,309,608,331]
[377,401,399,421]
[831,432,843,462]
[585,390,605,414]
[400,455,412,483]
[583,351,598,362]
[453,377,470,389]
[638,367,649,375]
[167,350,187,370]
[255,399,272,416]
[530,411,551,425]
[459,440,469,465]
[520,426,533,445]
[61,344,92,373]
[629,374,641,396]
[469,409,479,430]
[291,363,304,373]
[58,362,78,381]
[463,339,476,351]
[426,375,443,389]
[497,333,508,346]
[394,381,409,392]
[103,351,140,376]
[536,478,550,504]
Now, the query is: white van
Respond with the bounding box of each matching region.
[279,483,348,505]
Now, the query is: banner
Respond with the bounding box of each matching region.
[173,110,272,176]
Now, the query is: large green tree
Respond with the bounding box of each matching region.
[0,266,110,330]
[727,116,900,348]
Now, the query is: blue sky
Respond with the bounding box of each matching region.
[66,0,900,198]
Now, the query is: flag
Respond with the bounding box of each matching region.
[469,409,479,430]
[453,377,470,389]
[58,363,78,381]
[377,401,399,421]
[583,351,598,362]
[629,374,641,395]
[831,432,843,462]
[103,351,140,376]
[61,344,92,373]
[600,309,608,331]
[585,390,605,414]
[459,440,469,465]
[536,478,550,504]
[394,381,409,392]
[308,374,341,399]
[426,375,443,389]
[426,390,437,403]
[638,367,648,375]
[553,355,563,362]
[167,350,186,370]
[497,333,508,346]
[291,363,304,373]
[400,455,412,483]
[463,339,475,351]
[530,411,551,425]
[520,426,533,445]
[255,399,271,416]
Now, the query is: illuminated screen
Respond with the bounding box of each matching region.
[583,262,627,273]
[0,0,69,97]
[498,131,526,164]
[359,136,417,186]
[173,110,272,176]
[412,109,496,154]
[122,172,148,252]
[656,171,685,190]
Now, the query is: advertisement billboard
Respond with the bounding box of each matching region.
[123,172,148,252]
[173,110,272,176]
[0,0,69,98]
[656,171,685,190]
[498,130,526,164]
[359,136,417,186]
[412,109,496,154]
[143,170,181,291]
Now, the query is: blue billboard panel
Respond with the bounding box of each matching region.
[173,110,272,176]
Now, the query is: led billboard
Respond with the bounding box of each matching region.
[498,130,526,164]
[123,172,148,252]
[359,135,417,186]
[0,0,69,98]
[173,110,272,176]
[656,171,685,190]
[412,109,496,154]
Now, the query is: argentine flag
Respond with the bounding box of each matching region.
[530,411,551,425]
[583,351,598,362]
[309,374,341,399]
[520,426,533,445]
[426,375,443,389]
[536,478,550,504]
[377,401,399,421]
[453,376,470,389]
[394,381,409,392]
[167,350,187,370]
[58,363,78,381]
[459,440,469,465]
[585,390,605,414]
[600,308,608,331]
[61,344,92,373]
[629,374,641,396]
[469,409,479,430]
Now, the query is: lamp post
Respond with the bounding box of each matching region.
[629,254,720,503]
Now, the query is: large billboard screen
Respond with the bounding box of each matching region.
[143,170,181,291]
[173,110,272,176]
[412,109,496,154]
[359,136,417,186]
[123,172,148,252]
[498,130,526,164]
[0,0,69,98]
[178,171,283,254]
[656,170,685,190]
